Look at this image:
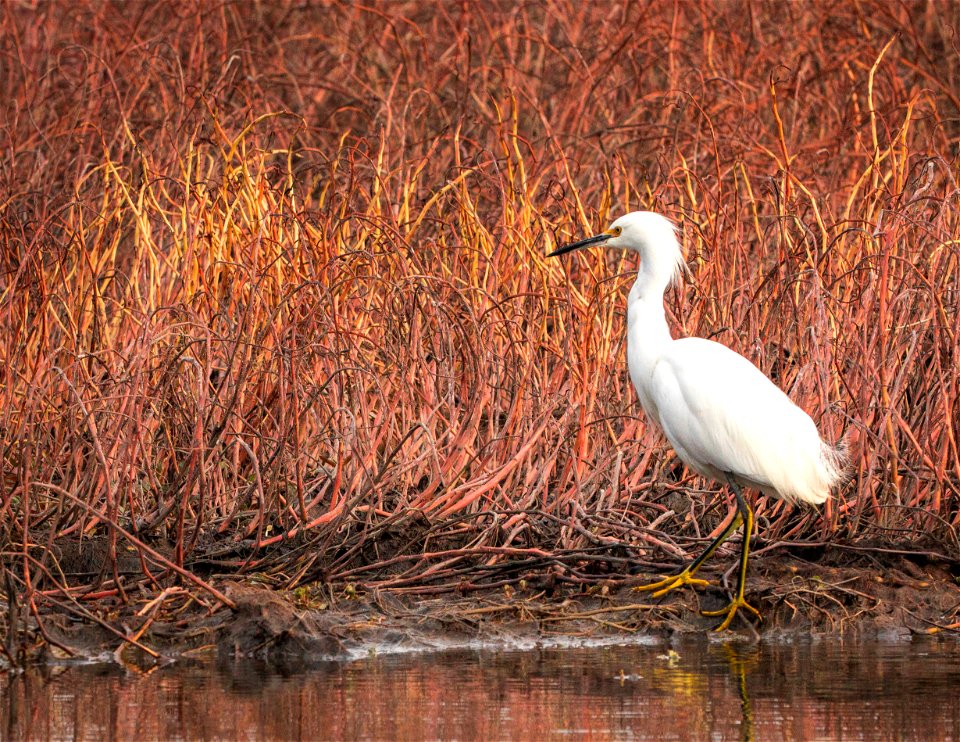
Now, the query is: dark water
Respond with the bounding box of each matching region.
[3,637,960,740]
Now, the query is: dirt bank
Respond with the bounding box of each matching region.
[6,549,957,670]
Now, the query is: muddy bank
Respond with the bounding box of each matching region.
[5,549,958,670]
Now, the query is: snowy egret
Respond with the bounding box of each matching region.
[549,212,847,630]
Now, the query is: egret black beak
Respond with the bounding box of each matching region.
[547,232,612,257]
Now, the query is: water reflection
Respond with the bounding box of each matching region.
[3,638,960,740]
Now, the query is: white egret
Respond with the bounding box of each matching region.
[549,212,847,630]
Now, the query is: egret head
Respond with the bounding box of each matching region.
[549,211,684,288]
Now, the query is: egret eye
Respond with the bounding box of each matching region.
[611,226,622,236]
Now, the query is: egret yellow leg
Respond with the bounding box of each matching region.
[700,480,762,631]
[633,508,744,598]
[635,478,764,631]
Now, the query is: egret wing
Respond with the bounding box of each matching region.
[648,338,824,500]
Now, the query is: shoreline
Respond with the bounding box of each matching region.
[6,550,958,670]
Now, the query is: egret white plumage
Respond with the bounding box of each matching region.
[549,211,847,630]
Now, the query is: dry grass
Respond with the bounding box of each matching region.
[1,1,958,641]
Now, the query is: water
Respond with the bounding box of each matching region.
[3,638,960,740]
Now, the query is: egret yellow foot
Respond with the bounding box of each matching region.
[633,569,711,599]
[702,596,762,631]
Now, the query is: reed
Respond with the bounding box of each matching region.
[1,1,957,626]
